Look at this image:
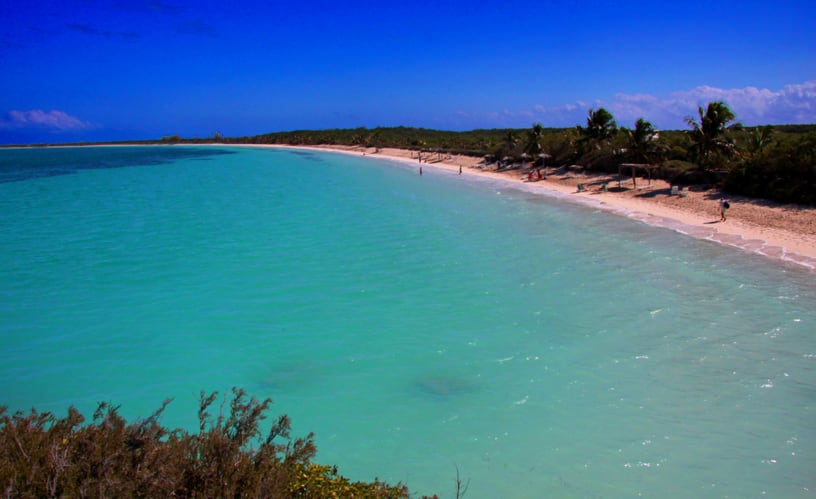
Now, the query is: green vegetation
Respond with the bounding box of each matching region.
[0,389,431,498]
[685,101,739,171]
[5,102,814,205]
[160,134,183,143]
[624,118,662,165]
[230,126,543,158]
[578,108,618,147]
[209,102,812,205]
[724,130,816,204]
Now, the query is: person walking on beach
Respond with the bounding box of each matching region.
[719,197,730,222]
[459,165,462,175]
[419,166,423,176]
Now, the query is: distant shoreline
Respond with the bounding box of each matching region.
[248,143,816,271]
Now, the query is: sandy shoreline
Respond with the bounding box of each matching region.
[240,143,815,271]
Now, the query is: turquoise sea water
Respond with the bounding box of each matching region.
[1,146,814,497]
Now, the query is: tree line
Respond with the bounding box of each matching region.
[13,102,812,205]
[203,103,813,205]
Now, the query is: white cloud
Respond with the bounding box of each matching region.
[461,80,816,130]
[0,109,94,131]
[597,81,816,129]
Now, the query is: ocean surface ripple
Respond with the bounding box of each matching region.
[1,146,814,497]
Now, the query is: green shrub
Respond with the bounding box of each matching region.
[0,389,422,498]
[724,133,816,204]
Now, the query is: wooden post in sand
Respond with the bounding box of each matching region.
[620,163,656,191]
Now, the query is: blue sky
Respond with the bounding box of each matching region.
[1,0,814,144]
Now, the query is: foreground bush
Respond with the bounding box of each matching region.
[0,388,418,498]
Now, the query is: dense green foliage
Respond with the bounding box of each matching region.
[0,389,422,498]
[578,108,618,146]
[234,126,565,158]
[684,101,739,170]
[724,130,816,204]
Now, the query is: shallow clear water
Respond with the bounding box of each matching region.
[1,146,814,497]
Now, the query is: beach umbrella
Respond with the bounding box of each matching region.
[521,153,530,169]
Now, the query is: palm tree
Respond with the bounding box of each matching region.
[579,108,617,147]
[525,123,545,157]
[626,118,660,163]
[685,101,738,170]
[746,125,774,158]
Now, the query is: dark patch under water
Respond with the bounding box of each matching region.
[0,146,236,184]
[286,149,327,163]
[415,376,478,397]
